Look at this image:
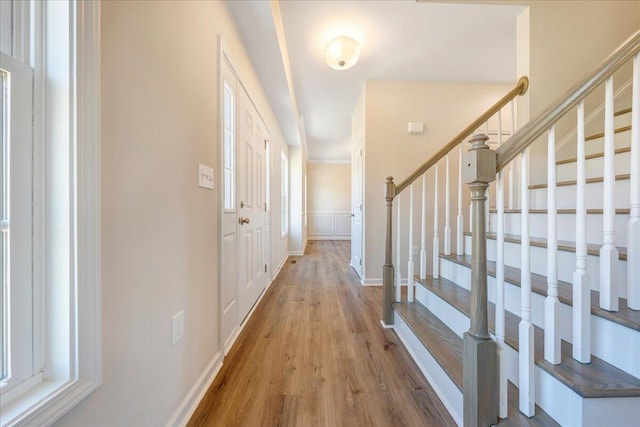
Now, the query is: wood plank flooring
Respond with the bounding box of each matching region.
[188,240,454,427]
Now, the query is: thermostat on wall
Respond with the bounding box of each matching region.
[408,122,425,134]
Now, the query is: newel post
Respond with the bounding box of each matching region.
[382,176,396,327]
[462,134,498,427]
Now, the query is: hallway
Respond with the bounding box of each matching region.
[188,240,454,426]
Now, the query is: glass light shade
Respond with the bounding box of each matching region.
[324,36,360,70]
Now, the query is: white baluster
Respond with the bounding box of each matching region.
[421,173,427,280]
[496,167,507,418]
[629,52,640,310]
[600,76,619,311]
[545,125,561,364]
[457,145,464,256]
[433,163,440,279]
[573,100,591,363]
[485,122,491,232]
[509,101,516,210]
[519,149,534,416]
[396,193,402,303]
[408,184,415,303]
[444,155,451,255]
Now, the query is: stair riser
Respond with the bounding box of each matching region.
[585,128,631,155]
[463,235,629,295]
[557,150,630,182]
[414,282,640,426]
[488,212,629,247]
[440,257,640,378]
[614,111,632,128]
[530,179,630,210]
[392,311,463,426]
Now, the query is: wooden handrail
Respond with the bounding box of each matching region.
[395,76,529,195]
[496,29,640,172]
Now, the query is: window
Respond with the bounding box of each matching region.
[281,152,288,236]
[0,1,101,425]
[0,47,35,396]
[223,80,235,211]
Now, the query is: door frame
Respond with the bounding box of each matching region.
[217,36,272,354]
[350,138,364,278]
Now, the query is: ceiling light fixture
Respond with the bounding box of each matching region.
[324,36,360,70]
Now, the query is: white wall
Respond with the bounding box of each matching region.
[361,80,513,282]
[55,1,289,425]
[307,162,352,240]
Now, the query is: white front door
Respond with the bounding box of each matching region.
[237,86,267,322]
[221,60,239,351]
[351,141,363,277]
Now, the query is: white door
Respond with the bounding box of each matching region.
[220,60,239,351]
[351,141,363,277]
[237,86,267,322]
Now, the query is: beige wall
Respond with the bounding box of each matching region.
[55,1,289,426]
[361,80,513,281]
[308,163,351,212]
[520,1,640,182]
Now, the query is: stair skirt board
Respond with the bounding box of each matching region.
[408,281,640,427]
[463,235,628,297]
[440,257,640,379]
[392,311,464,426]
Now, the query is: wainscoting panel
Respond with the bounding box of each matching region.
[308,211,351,240]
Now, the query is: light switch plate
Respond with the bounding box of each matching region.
[171,310,184,347]
[198,164,214,189]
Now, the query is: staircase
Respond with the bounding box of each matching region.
[382,31,640,426]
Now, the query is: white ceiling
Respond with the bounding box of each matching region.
[229,0,526,162]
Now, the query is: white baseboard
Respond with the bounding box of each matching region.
[308,235,351,241]
[289,251,304,256]
[272,254,288,278]
[165,352,223,427]
[361,278,382,286]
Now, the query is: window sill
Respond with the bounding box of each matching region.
[0,377,99,426]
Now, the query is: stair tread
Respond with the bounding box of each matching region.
[528,173,630,190]
[414,275,640,398]
[393,301,558,425]
[556,146,630,166]
[489,208,630,215]
[463,231,628,261]
[443,251,639,331]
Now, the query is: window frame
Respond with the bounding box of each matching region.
[0,1,101,425]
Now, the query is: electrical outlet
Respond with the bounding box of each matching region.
[171,310,184,347]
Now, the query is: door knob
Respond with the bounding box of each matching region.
[239,217,250,225]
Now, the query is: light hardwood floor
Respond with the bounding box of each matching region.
[188,240,454,426]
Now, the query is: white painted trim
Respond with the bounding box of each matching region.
[272,253,288,279]
[308,211,351,239]
[308,236,350,241]
[289,251,305,256]
[165,353,223,427]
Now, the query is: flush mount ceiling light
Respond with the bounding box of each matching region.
[324,36,360,70]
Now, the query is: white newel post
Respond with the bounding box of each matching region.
[396,193,402,303]
[628,52,640,310]
[433,163,440,279]
[444,155,451,255]
[545,125,561,364]
[600,76,619,311]
[421,173,427,280]
[408,184,415,302]
[573,101,591,363]
[519,149,534,417]
[457,145,464,256]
